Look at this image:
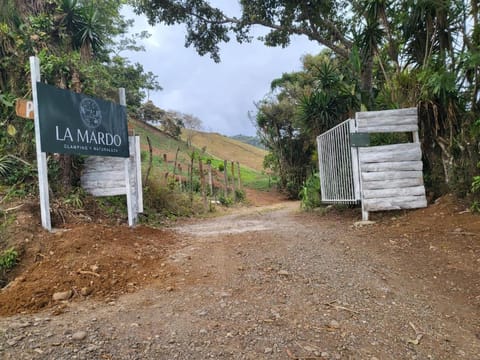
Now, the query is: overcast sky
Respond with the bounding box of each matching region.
[122,5,320,136]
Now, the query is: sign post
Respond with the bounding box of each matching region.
[30,56,139,229]
[121,88,136,226]
[30,56,51,231]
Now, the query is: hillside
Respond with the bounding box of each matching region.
[181,129,267,172]
[129,119,272,191]
[230,135,265,149]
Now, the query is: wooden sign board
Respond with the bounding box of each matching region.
[15,99,35,119]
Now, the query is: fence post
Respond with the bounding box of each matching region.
[223,159,229,197]
[231,161,236,199]
[189,155,194,204]
[199,158,207,209]
[173,147,180,176]
[236,161,242,190]
[207,160,213,195]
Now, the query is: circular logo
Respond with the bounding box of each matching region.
[79,98,102,129]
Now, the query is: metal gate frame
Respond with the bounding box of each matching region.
[317,118,360,204]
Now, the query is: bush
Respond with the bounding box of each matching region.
[142,178,207,223]
[235,189,246,202]
[218,163,224,172]
[218,194,233,206]
[300,173,322,210]
[0,248,18,274]
[470,162,480,213]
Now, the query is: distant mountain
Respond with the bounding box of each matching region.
[230,135,265,149]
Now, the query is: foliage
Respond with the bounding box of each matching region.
[64,187,86,209]
[472,175,480,194]
[132,0,352,63]
[218,194,233,207]
[0,248,18,273]
[300,173,322,210]
[97,195,128,218]
[471,161,480,213]
[0,0,163,195]
[234,189,246,202]
[255,52,357,198]
[138,100,165,122]
[0,155,35,190]
[471,201,480,213]
[142,177,206,221]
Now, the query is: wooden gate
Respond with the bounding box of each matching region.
[317,108,427,220]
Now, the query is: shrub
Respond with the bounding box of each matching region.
[235,189,246,202]
[218,194,233,206]
[470,162,480,213]
[0,248,18,273]
[300,173,322,210]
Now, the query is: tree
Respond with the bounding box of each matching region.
[256,95,314,198]
[181,113,203,130]
[0,0,163,193]
[255,51,359,197]
[138,100,165,122]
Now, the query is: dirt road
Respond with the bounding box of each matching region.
[1,198,479,359]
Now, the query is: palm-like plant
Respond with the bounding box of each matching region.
[57,0,105,61]
[75,3,104,61]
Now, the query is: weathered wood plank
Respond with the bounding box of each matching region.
[361,177,423,190]
[81,170,125,182]
[359,145,421,163]
[81,179,125,187]
[83,157,124,170]
[356,107,417,119]
[361,161,423,172]
[357,115,416,127]
[361,170,423,181]
[83,187,126,197]
[357,124,418,133]
[359,143,416,154]
[362,185,425,199]
[363,196,427,211]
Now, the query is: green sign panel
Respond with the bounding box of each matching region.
[37,82,129,157]
[350,132,370,147]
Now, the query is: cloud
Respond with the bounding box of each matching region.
[121,6,320,136]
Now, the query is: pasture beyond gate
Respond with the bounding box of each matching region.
[316,108,427,220]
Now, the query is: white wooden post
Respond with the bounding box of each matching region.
[30,56,51,231]
[119,88,136,227]
[354,113,369,221]
[135,136,143,213]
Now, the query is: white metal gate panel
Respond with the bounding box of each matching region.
[316,119,360,204]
